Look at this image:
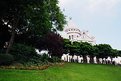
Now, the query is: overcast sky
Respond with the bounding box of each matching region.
[58,0,121,50]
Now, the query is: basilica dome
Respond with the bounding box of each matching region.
[60,20,96,45]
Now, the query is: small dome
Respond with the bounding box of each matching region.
[64,20,81,34]
[64,20,80,30]
[59,20,96,45]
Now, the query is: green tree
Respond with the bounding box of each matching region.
[79,42,94,63]
[95,44,112,58]
[110,49,119,57]
[69,42,80,56]
[0,0,29,53]
[63,40,80,55]
[118,50,121,56]
[93,45,99,57]
[0,0,66,54]
[63,39,71,54]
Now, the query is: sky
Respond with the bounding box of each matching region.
[58,0,121,50]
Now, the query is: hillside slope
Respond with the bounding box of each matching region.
[0,63,121,81]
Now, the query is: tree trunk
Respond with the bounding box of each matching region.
[90,56,94,63]
[83,55,87,63]
[6,18,19,54]
[6,29,15,54]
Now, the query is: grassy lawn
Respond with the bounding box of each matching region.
[0,63,121,81]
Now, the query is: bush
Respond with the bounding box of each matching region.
[49,56,61,63]
[0,54,14,65]
[9,43,62,65]
[40,54,50,62]
[10,43,38,64]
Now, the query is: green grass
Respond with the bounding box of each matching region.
[0,63,121,81]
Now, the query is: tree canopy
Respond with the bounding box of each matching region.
[0,0,66,53]
[63,39,121,58]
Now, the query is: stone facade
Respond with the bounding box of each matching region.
[60,21,96,45]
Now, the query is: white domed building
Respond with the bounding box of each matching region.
[60,21,96,45]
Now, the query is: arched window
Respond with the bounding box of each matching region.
[72,35,74,40]
[69,35,71,40]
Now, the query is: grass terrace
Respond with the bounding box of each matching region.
[0,63,121,81]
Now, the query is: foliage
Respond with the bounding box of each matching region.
[95,44,112,58]
[10,43,61,65]
[40,54,49,62]
[93,45,99,56]
[36,32,64,58]
[63,39,81,55]
[49,56,61,63]
[69,42,80,55]
[118,50,121,56]
[63,39,71,53]
[46,32,64,58]
[0,0,66,53]
[110,49,119,57]
[0,54,14,65]
[79,42,93,56]
[63,39,120,59]
[0,24,10,49]
[0,0,30,53]
[10,43,38,64]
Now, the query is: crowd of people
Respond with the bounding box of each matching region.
[61,54,121,65]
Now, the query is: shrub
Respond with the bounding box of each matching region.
[10,43,62,65]
[10,43,38,64]
[40,54,50,62]
[49,56,61,63]
[0,54,14,65]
